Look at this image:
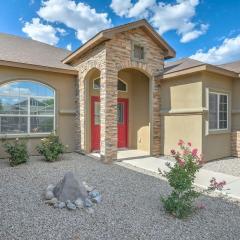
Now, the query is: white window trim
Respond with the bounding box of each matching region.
[208,91,229,132]
[0,80,55,137]
[92,78,128,92]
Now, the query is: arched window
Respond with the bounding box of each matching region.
[0,80,55,135]
[93,78,127,92]
[117,79,127,92]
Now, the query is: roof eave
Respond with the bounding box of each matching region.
[0,60,78,75]
[161,64,239,80]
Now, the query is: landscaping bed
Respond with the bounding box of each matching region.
[0,153,240,240]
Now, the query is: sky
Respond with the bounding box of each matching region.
[0,0,240,64]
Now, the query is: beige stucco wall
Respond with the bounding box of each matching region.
[160,73,203,156]
[232,77,240,130]
[202,72,233,161]
[0,65,76,158]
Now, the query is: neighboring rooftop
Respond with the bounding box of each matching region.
[164,57,240,78]
[164,58,205,74]
[0,33,76,73]
[219,60,240,73]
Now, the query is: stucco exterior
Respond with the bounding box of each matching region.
[0,65,76,158]
[1,19,240,163]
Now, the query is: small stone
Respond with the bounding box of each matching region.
[89,190,100,199]
[82,181,94,192]
[59,202,66,208]
[47,184,54,192]
[45,197,58,205]
[75,198,84,209]
[66,201,77,210]
[85,207,95,214]
[91,195,102,204]
[45,191,54,200]
[84,198,93,208]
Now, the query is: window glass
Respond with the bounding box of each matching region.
[93,78,100,90]
[134,44,144,60]
[209,93,218,129]
[117,103,124,124]
[0,81,55,135]
[209,92,228,130]
[30,117,54,133]
[94,101,100,125]
[0,116,27,134]
[30,98,54,115]
[118,80,127,92]
[0,96,28,115]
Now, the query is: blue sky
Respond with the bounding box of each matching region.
[0,0,240,64]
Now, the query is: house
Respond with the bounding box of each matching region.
[0,19,240,162]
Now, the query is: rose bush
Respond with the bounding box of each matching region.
[159,140,226,219]
[2,138,29,166]
[36,134,66,162]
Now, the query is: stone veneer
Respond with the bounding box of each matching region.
[231,131,240,157]
[73,28,165,162]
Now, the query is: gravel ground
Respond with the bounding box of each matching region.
[203,157,240,177]
[1,153,240,240]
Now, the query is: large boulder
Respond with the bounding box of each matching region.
[53,172,88,202]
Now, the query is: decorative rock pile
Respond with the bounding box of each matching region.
[44,172,101,213]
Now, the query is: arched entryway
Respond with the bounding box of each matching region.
[83,67,101,153]
[117,68,150,155]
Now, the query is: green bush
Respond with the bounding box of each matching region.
[159,140,203,218]
[36,134,66,162]
[3,138,29,166]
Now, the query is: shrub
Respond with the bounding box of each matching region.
[3,138,29,166]
[36,134,66,162]
[159,140,226,219]
[159,140,204,218]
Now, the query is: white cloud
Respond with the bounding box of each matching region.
[38,0,111,43]
[66,43,72,51]
[110,0,132,17]
[22,18,62,45]
[110,0,154,18]
[190,34,240,64]
[180,24,208,43]
[110,0,208,43]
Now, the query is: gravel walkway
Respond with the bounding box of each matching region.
[1,153,240,240]
[203,157,240,177]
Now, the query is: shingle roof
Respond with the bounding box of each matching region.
[219,60,240,73]
[164,58,205,74]
[0,33,75,72]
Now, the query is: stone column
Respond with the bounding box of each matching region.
[100,65,118,163]
[151,75,161,156]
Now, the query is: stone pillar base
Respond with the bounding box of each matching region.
[231,131,240,157]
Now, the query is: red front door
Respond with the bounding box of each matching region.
[91,97,128,151]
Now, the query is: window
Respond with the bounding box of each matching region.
[117,103,124,124]
[93,78,127,92]
[0,81,55,135]
[117,80,127,92]
[209,92,228,130]
[93,78,100,90]
[94,101,100,125]
[133,44,144,61]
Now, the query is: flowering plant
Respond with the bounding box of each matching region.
[2,138,29,166]
[160,140,226,219]
[36,133,66,162]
